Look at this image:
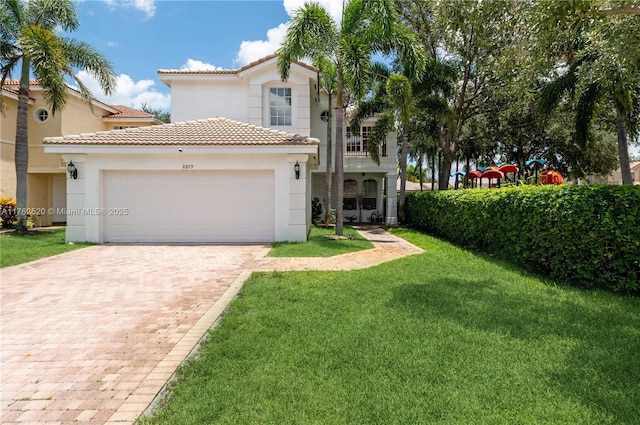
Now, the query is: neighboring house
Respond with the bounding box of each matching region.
[589,162,640,185]
[1,80,159,225]
[158,54,399,226]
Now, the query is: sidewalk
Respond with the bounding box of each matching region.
[254,226,424,271]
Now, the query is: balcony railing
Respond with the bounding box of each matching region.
[345,136,388,157]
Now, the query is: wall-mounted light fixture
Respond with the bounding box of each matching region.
[67,161,78,179]
[294,161,300,180]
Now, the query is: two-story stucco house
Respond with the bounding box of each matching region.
[1,80,159,226]
[158,54,399,226]
[42,55,395,244]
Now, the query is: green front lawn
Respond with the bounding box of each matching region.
[268,225,373,257]
[0,228,92,267]
[142,228,640,425]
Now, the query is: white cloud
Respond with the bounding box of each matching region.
[283,0,343,21]
[107,41,118,47]
[180,59,223,71]
[234,0,343,66]
[75,70,171,111]
[102,0,156,19]
[235,23,289,66]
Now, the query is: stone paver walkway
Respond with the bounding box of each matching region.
[0,226,423,424]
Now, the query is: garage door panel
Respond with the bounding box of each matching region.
[103,171,275,243]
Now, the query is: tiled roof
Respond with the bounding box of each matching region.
[2,81,154,119]
[158,54,316,75]
[108,105,155,119]
[44,117,319,146]
[1,79,39,96]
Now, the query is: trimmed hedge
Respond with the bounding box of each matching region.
[406,185,640,294]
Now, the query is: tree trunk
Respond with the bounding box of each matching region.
[616,110,633,185]
[439,150,455,190]
[14,59,31,234]
[334,63,345,236]
[431,150,435,191]
[325,92,333,225]
[398,132,408,222]
[418,154,424,192]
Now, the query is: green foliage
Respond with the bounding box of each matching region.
[141,229,640,424]
[406,185,640,293]
[141,103,170,123]
[268,225,372,258]
[0,227,92,267]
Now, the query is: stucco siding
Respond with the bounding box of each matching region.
[170,81,250,123]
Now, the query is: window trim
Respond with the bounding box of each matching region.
[34,108,50,123]
[269,87,292,127]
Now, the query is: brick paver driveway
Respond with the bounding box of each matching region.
[1,227,423,424]
[1,244,267,424]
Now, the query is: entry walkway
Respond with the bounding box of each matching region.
[0,227,423,424]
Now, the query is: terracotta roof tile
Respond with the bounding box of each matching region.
[44,117,319,146]
[1,79,39,96]
[158,54,316,75]
[2,81,154,119]
[108,105,155,119]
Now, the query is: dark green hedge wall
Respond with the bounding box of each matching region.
[406,185,640,294]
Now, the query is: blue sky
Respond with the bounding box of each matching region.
[69,0,343,111]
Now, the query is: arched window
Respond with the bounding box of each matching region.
[363,179,377,210]
[343,179,357,210]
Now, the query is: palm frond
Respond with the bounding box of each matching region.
[26,0,78,31]
[370,61,391,81]
[20,24,67,114]
[388,24,426,83]
[575,82,601,146]
[312,55,337,94]
[276,2,337,82]
[340,35,371,100]
[538,68,578,115]
[367,111,394,165]
[1,0,24,27]
[387,74,413,123]
[61,38,115,95]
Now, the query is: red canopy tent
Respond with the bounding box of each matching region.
[498,164,519,185]
[468,170,483,188]
[540,170,564,185]
[481,169,505,188]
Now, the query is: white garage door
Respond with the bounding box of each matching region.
[103,170,275,243]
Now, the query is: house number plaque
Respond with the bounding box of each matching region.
[182,164,194,169]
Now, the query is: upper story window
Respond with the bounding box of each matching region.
[34,108,49,123]
[112,126,137,130]
[346,126,371,155]
[269,88,292,126]
[346,125,387,158]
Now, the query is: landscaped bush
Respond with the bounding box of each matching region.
[0,197,37,229]
[406,185,640,294]
[1,197,17,228]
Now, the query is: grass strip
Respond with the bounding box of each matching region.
[142,228,640,425]
[1,228,92,267]
[268,225,373,257]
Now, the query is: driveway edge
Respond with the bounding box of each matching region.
[107,269,254,424]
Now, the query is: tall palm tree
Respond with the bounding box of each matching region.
[539,55,639,185]
[313,55,337,225]
[278,0,424,235]
[350,65,414,222]
[1,0,116,233]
